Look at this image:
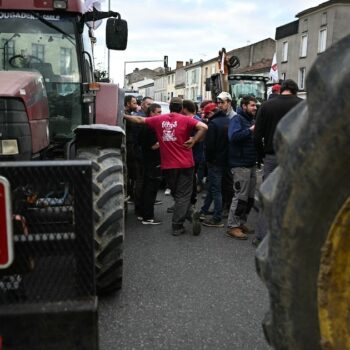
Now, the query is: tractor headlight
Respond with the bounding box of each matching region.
[1,140,19,155]
[53,0,68,10]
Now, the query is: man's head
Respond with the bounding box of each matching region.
[216,91,232,113]
[182,99,196,116]
[272,84,281,94]
[240,95,257,117]
[124,95,138,112]
[280,79,299,95]
[200,100,212,113]
[141,96,154,112]
[203,102,218,119]
[169,97,183,113]
[146,103,162,117]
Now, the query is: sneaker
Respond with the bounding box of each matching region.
[154,199,163,205]
[137,216,143,221]
[164,188,171,195]
[142,218,162,225]
[127,199,134,204]
[226,227,248,240]
[192,211,201,236]
[202,218,224,228]
[172,226,186,236]
[199,211,208,221]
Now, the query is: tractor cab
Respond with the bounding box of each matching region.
[0,3,127,153]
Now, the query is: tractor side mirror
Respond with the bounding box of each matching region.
[106,18,128,50]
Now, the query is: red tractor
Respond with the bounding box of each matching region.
[0,0,127,294]
[0,1,128,348]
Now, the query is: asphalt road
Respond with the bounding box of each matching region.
[99,191,271,350]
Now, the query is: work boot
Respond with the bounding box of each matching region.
[240,225,254,234]
[172,226,186,236]
[226,227,248,240]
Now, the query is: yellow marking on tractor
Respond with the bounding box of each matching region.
[318,197,350,349]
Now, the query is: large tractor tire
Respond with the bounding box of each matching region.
[77,147,124,295]
[256,34,350,349]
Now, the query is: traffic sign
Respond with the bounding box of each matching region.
[0,176,13,269]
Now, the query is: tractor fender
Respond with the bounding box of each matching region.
[74,124,125,150]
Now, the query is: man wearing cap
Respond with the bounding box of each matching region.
[124,97,208,236]
[216,91,236,215]
[200,100,230,228]
[226,95,258,240]
[268,84,281,99]
[216,91,236,119]
[253,79,302,246]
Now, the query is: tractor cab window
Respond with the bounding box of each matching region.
[230,79,266,105]
[0,12,82,140]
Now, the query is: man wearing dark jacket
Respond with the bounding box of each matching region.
[200,108,230,227]
[226,95,257,240]
[139,103,162,224]
[253,79,302,245]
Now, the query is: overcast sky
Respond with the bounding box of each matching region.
[94,0,323,86]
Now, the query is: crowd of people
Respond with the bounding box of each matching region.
[124,78,302,244]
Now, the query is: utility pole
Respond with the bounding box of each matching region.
[107,0,111,80]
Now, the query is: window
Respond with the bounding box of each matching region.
[318,28,327,53]
[205,67,208,78]
[172,75,174,84]
[2,38,15,66]
[298,67,306,90]
[300,35,308,58]
[168,76,171,84]
[302,19,308,32]
[191,69,197,84]
[281,72,286,80]
[60,47,72,75]
[282,41,288,62]
[32,44,45,61]
[321,12,327,26]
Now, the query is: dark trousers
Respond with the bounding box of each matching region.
[163,167,194,229]
[134,160,144,215]
[222,167,234,211]
[141,163,162,220]
[201,163,223,221]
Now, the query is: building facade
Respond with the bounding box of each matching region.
[185,60,203,102]
[154,75,167,102]
[276,0,350,92]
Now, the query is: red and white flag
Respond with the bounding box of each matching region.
[84,0,105,29]
[269,53,279,82]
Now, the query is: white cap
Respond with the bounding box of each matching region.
[217,91,232,101]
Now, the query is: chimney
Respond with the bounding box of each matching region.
[185,61,189,66]
[189,59,193,64]
[176,61,183,69]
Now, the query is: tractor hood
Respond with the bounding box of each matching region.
[0,71,49,120]
[0,71,49,158]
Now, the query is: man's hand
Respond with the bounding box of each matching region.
[183,136,196,149]
[250,124,255,131]
[151,142,159,150]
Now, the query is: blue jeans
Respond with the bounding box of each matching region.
[201,163,223,221]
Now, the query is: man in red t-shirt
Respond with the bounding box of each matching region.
[124,97,208,236]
